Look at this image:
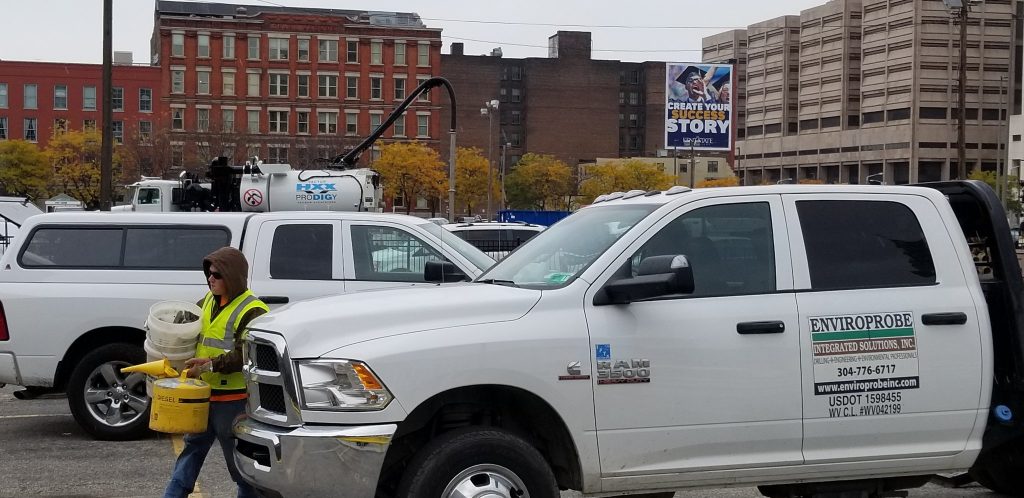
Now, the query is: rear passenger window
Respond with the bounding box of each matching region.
[21,228,123,267]
[350,225,444,282]
[270,224,333,280]
[124,227,229,269]
[797,200,935,290]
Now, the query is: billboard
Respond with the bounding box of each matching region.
[665,63,733,151]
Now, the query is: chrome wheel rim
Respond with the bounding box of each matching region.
[442,463,529,498]
[82,361,149,428]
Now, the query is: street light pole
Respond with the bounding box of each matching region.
[482,100,499,221]
[100,0,113,211]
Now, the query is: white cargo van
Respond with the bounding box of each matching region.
[233,181,1024,498]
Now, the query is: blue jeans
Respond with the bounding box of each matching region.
[163,399,256,498]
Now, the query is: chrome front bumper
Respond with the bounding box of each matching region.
[233,416,397,497]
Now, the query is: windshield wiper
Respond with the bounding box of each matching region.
[477,278,520,288]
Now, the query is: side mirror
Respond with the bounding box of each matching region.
[594,255,695,306]
[424,260,469,283]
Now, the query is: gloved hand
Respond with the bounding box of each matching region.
[184,358,213,378]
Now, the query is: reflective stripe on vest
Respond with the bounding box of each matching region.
[202,294,258,350]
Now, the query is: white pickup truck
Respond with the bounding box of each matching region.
[0,211,493,440]
[233,181,1024,498]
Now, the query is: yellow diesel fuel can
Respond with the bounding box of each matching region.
[149,375,211,434]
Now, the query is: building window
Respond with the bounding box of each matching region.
[197,71,210,95]
[347,76,358,99]
[269,111,288,133]
[417,42,430,66]
[370,77,382,100]
[820,116,841,129]
[417,114,429,137]
[248,36,260,59]
[319,39,338,62]
[110,87,123,111]
[53,85,68,110]
[0,83,7,108]
[24,84,37,109]
[53,118,69,135]
[707,160,719,173]
[84,119,96,131]
[248,73,260,97]
[346,40,358,63]
[297,39,309,61]
[269,73,288,97]
[139,88,152,112]
[112,120,123,144]
[0,117,6,139]
[862,110,884,124]
[269,37,289,60]
[171,109,184,130]
[393,112,406,136]
[628,113,638,127]
[370,113,382,131]
[247,110,260,133]
[138,121,152,142]
[172,70,184,93]
[618,91,624,104]
[197,109,209,132]
[370,40,383,64]
[222,71,235,95]
[318,112,337,134]
[1014,134,1022,142]
[887,107,911,121]
[223,35,235,59]
[23,118,37,141]
[919,107,947,120]
[172,33,184,57]
[511,66,522,81]
[417,76,430,101]
[198,34,210,58]
[269,146,288,163]
[510,132,521,147]
[222,109,235,132]
[297,111,310,134]
[394,41,406,65]
[297,74,309,98]
[511,88,521,103]
[346,112,358,135]
[171,144,183,168]
[318,75,338,98]
[394,78,406,100]
[629,92,638,105]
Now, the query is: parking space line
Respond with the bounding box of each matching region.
[170,434,205,498]
[0,413,72,419]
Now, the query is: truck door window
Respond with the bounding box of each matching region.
[350,225,444,282]
[138,188,160,205]
[633,202,775,297]
[796,200,935,290]
[124,227,230,269]
[21,228,123,267]
[270,224,333,280]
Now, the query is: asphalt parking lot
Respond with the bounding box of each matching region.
[0,385,1007,498]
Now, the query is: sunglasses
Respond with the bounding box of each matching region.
[205,271,223,280]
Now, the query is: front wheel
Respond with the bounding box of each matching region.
[396,427,559,498]
[66,343,151,441]
[970,443,1024,495]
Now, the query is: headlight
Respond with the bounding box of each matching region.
[295,359,393,411]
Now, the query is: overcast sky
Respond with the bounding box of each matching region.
[1,0,826,64]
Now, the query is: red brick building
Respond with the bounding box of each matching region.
[152,0,443,170]
[0,60,163,148]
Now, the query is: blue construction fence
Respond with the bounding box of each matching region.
[497,210,571,226]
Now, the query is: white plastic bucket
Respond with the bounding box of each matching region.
[146,301,203,349]
[143,340,195,398]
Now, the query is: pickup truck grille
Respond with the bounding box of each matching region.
[244,331,302,427]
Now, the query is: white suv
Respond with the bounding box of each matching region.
[442,221,545,260]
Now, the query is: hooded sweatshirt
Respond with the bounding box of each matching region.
[201,247,266,374]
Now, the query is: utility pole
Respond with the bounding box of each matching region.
[689,142,696,187]
[945,0,971,179]
[998,75,1008,209]
[100,0,113,211]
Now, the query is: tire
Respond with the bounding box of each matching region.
[970,443,1024,496]
[66,342,151,441]
[396,427,559,498]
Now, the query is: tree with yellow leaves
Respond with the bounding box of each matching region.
[0,140,51,201]
[695,176,740,188]
[455,147,500,216]
[579,159,675,204]
[505,153,574,210]
[47,130,123,209]
[372,142,447,215]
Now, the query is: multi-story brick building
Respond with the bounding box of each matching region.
[151,0,442,171]
[711,0,1015,185]
[0,59,162,149]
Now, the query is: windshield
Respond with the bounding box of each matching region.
[479,204,658,289]
[417,221,496,271]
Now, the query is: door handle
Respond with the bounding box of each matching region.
[921,312,967,326]
[737,321,786,334]
[259,296,289,305]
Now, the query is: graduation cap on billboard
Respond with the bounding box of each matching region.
[676,66,706,85]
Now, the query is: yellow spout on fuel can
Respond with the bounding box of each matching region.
[149,373,211,434]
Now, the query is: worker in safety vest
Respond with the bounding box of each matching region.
[163,247,269,498]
